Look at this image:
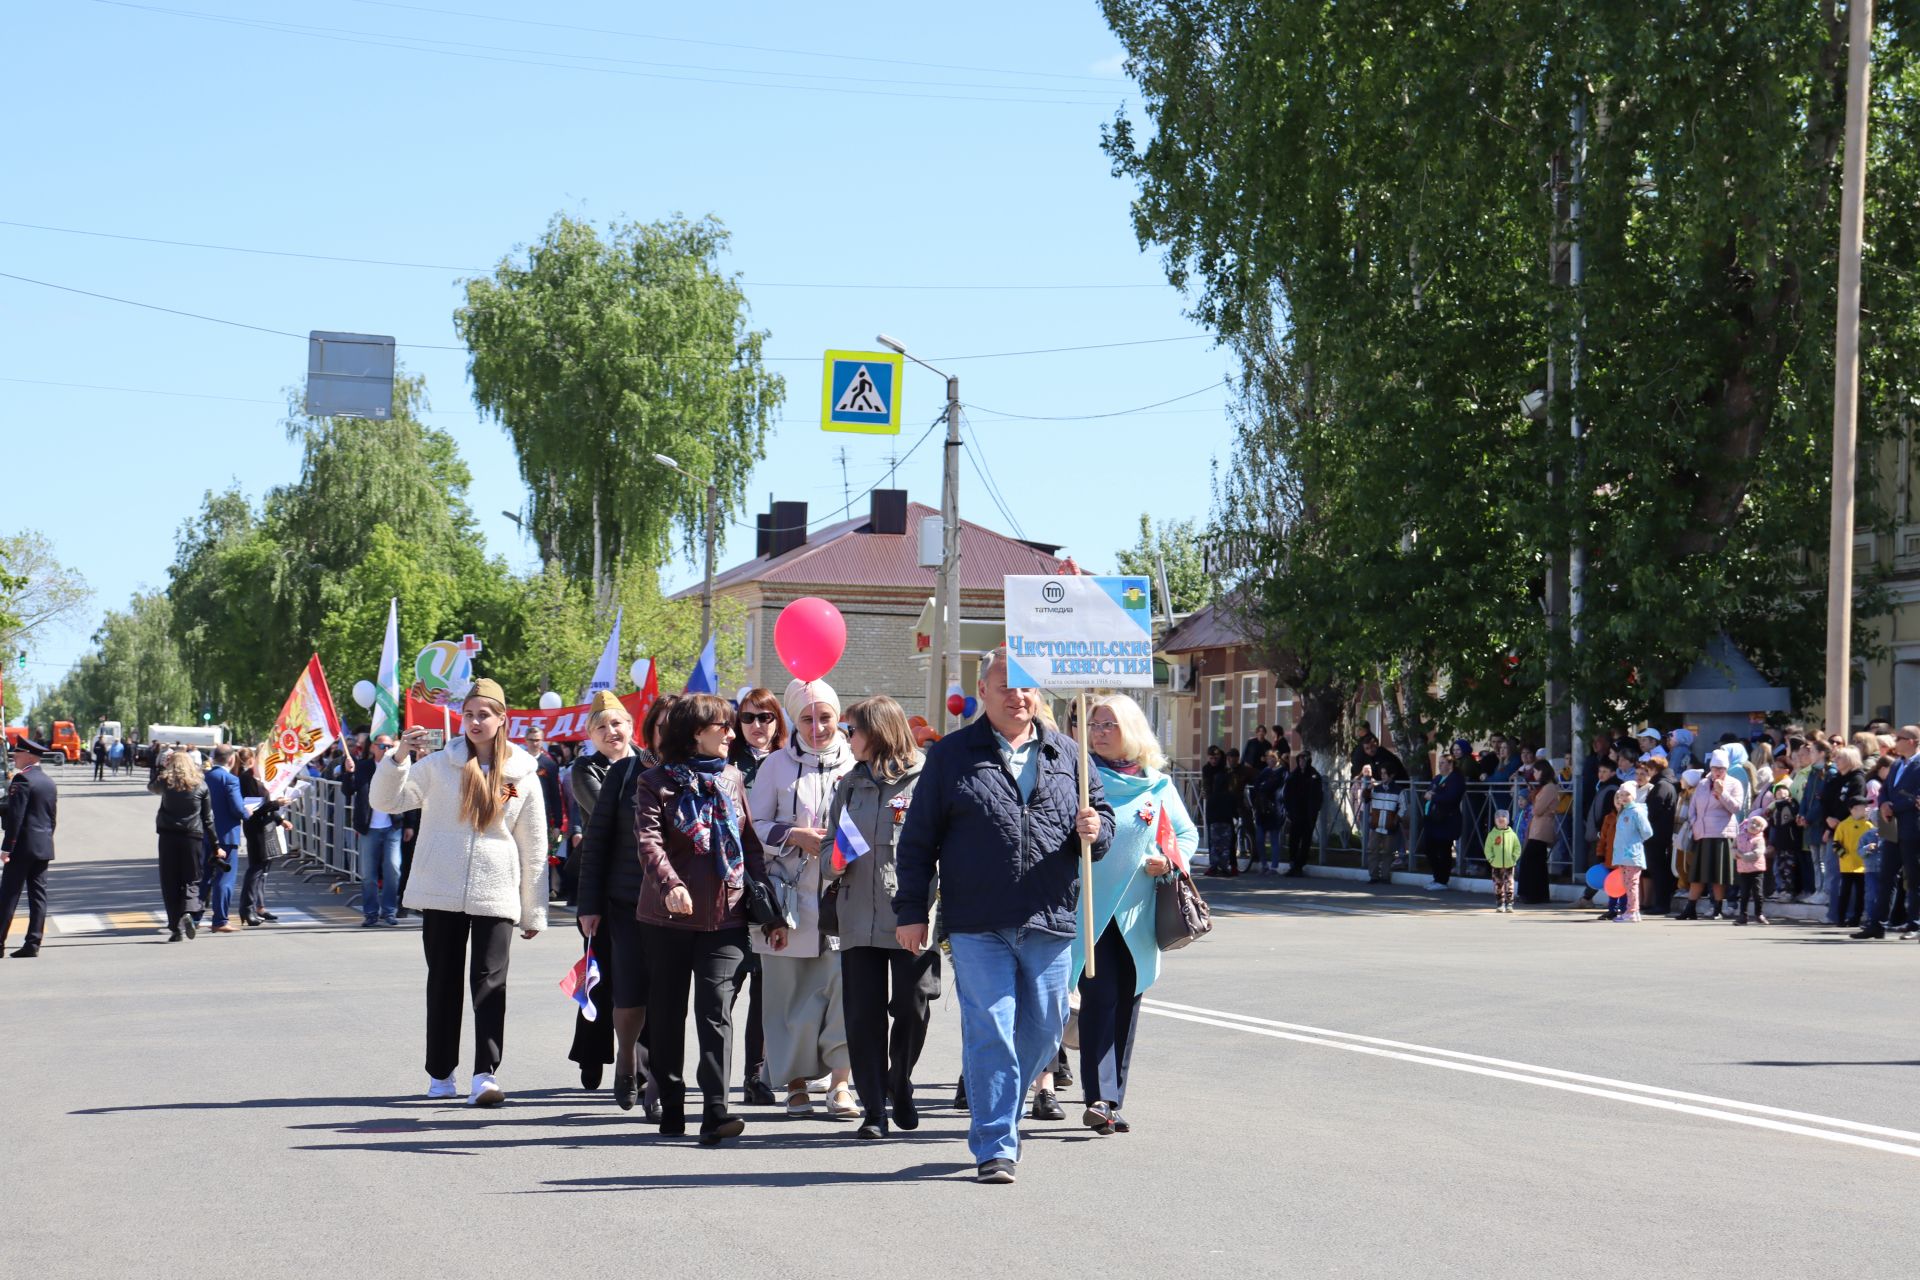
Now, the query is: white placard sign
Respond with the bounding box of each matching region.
[1002,575,1155,690]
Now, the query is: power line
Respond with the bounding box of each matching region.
[0,219,1176,291]
[733,413,945,535]
[343,0,1127,84]
[0,269,1210,362]
[98,2,1119,107]
[964,378,1227,420]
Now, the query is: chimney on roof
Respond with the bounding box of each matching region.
[768,500,808,558]
[755,511,772,558]
[869,489,907,536]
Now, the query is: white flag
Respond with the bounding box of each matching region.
[370,598,402,739]
[587,607,622,698]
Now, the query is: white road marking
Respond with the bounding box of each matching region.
[1141,998,1920,1159]
[49,913,105,935]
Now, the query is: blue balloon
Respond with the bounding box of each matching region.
[962,696,978,718]
[1584,863,1609,892]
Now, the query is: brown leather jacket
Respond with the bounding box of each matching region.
[634,763,768,932]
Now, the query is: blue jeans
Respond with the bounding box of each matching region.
[359,825,403,922]
[948,927,1073,1166]
[1256,821,1283,869]
[200,843,236,927]
[1822,842,1843,924]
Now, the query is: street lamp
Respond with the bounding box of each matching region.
[879,334,964,731]
[655,452,720,653]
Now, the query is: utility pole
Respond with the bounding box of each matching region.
[880,335,964,730]
[1826,0,1874,733]
[1568,88,1588,850]
[703,478,718,654]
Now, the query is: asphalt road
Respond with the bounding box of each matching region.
[5,773,1919,1279]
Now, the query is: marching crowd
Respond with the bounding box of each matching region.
[1197,719,1920,935]
[100,649,1201,1185]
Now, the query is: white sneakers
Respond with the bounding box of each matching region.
[426,1075,459,1100]
[470,1073,505,1107]
[1424,880,1447,891]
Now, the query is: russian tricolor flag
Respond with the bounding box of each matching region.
[560,945,601,1021]
[830,809,871,876]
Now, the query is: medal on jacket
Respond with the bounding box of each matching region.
[889,794,910,825]
[1136,800,1157,825]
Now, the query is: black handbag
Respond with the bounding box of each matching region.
[1155,869,1213,951]
[740,874,784,929]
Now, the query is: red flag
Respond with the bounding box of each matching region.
[1156,803,1186,874]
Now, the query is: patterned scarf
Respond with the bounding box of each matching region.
[666,756,744,886]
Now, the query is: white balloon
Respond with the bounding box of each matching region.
[538,690,564,711]
[629,658,652,687]
[351,680,377,709]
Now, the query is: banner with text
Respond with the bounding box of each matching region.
[1003,575,1155,690]
[404,683,657,745]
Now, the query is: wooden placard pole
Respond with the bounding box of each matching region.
[1078,690,1095,978]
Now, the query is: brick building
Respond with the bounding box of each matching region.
[1157,601,1299,769]
[675,489,1074,720]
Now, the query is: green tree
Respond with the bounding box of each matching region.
[0,530,93,726]
[1102,0,1920,733]
[457,213,785,604]
[1115,514,1211,616]
[28,592,193,736]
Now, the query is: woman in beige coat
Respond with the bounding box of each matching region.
[747,678,857,1118]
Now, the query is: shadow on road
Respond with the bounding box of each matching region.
[532,1161,977,1191]
[71,1088,588,1115]
[1741,1059,1920,1068]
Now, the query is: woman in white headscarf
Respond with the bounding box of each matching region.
[747,678,858,1119]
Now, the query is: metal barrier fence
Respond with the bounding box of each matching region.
[1169,767,1580,882]
[281,776,362,893]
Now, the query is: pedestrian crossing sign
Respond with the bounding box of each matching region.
[822,349,904,435]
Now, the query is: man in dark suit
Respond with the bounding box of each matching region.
[199,745,249,934]
[1865,724,1920,940]
[1,737,59,957]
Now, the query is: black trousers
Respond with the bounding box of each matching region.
[1077,923,1142,1107]
[157,832,204,925]
[568,926,615,1069]
[642,923,747,1127]
[1424,831,1456,886]
[840,944,941,1128]
[92,758,105,780]
[421,910,514,1079]
[1646,840,1676,913]
[1518,839,1552,903]
[1285,815,1315,872]
[736,949,766,1084]
[241,826,271,920]
[0,853,50,949]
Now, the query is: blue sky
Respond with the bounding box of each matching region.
[4,0,1229,693]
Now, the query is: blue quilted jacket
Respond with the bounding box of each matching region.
[893,716,1115,937]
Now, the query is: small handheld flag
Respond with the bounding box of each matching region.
[684,635,718,695]
[1156,804,1186,874]
[559,945,601,1021]
[830,809,871,876]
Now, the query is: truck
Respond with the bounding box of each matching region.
[5,721,85,763]
[141,724,227,764]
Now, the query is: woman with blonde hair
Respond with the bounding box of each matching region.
[376,679,549,1106]
[150,746,214,941]
[571,691,643,1102]
[823,695,939,1138]
[1071,694,1196,1135]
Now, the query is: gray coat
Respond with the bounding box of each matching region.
[823,758,926,950]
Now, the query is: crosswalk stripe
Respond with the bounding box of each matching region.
[49,913,105,935]
[108,910,167,929]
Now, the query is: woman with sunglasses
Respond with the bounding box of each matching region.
[747,678,858,1120]
[1072,695,1197,1135]
[726,688,787,1106]
[635,694,771,1143]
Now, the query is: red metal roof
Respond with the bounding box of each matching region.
[691,502,1071,596]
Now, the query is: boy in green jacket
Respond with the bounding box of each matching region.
[1485,809,1522,913]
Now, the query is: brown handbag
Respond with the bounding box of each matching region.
[1155,869,1213,951]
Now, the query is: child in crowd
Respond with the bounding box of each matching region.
[1733,812,1769,925]
[1581,758,1619,915]
[1767,779,1799,901]
[1832,797,1874,927]
[1610,780,1651,923]
[1485,809,1521,913]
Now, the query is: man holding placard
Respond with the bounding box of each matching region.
[893,644,1113,1186]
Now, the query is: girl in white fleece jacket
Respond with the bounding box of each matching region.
[377,679,548,1106]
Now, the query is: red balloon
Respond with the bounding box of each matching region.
[1603,868,1627,899]
[947,693,967,717]
[773,596,846,682]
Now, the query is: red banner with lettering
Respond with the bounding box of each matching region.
[404,669,658,744]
